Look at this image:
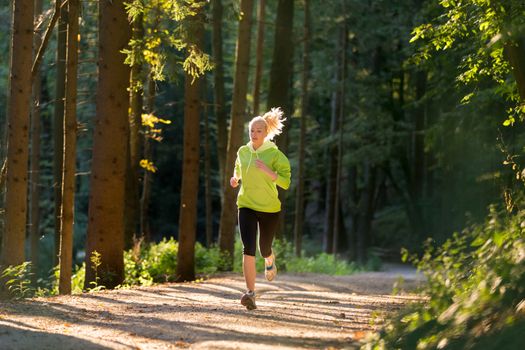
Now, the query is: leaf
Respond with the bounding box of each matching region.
[471,236,485,247]
[503,117,514,126]
[493,231,505,247]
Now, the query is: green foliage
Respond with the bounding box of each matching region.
[232,237,359,275]
[129,237,178,283]
[123,237,230,286]
[124,0,212,82]
[286,252,359,275]
[140,113,172,173]
[194,242,227,274]
[0,238,361,300]
[410,0,525,118]
[363,205,525,349]
[70,263,86,294]
[44,263,85,296]
[1,262,36,299]
[88,251,105,292]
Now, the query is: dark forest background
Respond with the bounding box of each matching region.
[0,0,522,284]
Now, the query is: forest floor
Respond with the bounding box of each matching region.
[0,264,425,350]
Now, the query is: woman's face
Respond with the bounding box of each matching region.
[250,121,267,148]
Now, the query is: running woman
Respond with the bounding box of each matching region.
[229,107,291,310]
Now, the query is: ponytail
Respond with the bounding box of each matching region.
[248,107,287,141]
[262,107,286,141]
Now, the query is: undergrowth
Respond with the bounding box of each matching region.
[363,205,525,350]
[1,236,361,299]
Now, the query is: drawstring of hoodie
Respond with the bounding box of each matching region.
[246,144,260,171]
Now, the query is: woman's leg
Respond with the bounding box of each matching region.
[257,211,280,281]
[238,208,258,292]
[257,211,280,258]
[243,255,256,292]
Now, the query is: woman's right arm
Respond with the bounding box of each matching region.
[231,153,241,188]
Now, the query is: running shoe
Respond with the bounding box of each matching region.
[240,290,257,310]
[265,253,277,281]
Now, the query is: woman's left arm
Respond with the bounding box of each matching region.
[272,152,291,190]
[255,159,278,181]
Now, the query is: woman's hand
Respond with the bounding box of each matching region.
[255,159,278,181]
[230,176,239,188]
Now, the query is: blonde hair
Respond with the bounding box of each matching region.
[249,107,286,141]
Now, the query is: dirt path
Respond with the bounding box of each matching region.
[0,265,424,350]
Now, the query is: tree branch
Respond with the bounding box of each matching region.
[31,0,68,79]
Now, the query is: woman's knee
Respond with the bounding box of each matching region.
[243,246,257,257]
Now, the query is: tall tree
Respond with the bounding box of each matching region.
[505,39,525,101]
[1,0,35,268]
[211,0,228,185]
[252,0,266,116]
[204,102,213,247]
[30,0,44,284]
[218,0,255,265]
[266,0,294,237]
[59,0,80,295]
[293,0,310,257]
[323,30,342,254]
[53,1,67,266]
[125,9,144,247]
[84,0,131,289]
[176,11,204,282]
[266,0,294,129]
[332,14,348,254]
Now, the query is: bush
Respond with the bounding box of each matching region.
[233,236,359,275]
[1,236,363,298]
[124,237,230,285]
[363,205,525,350]
[286,252,358,275]
[1,262,35,299]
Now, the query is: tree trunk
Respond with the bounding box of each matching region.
[53,3,67,267]
[1,0,35,269]
[266,0,294,117]
[293,0,310,257]
[218,0,254,267]
[266,0,294,238]
[323,33,342,254]
[204,104,213,247]
[348,165,358,261]
[125,11,144,248]
[59,0,79,295]
[0,159,5,251]
[176,14,204,282]
[84,0,131,290]
[252,0,266,116]
[140,77,155,242]
[211,0,228,186]
[505,38,525,102]
[333,19,347,254]
[355,163,377,264]
[411,70,427,236]
[30,0,44,286]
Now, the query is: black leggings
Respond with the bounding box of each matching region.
[238,208,280,257]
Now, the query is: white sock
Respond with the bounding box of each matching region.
[265,255,273,266]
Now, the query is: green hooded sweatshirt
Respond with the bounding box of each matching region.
[234,140,291,213]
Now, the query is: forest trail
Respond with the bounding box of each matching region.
[0,265,424,350]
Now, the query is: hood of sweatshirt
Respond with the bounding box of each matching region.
[247,140,277,154]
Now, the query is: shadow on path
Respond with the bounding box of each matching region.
[0,270,424,350]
